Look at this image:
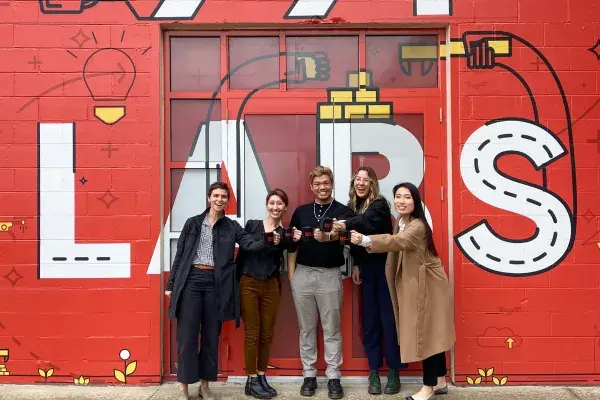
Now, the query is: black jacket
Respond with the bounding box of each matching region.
[166,209,264,326]
[345,197,393,267]
[235,220,288,281]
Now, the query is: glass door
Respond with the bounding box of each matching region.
[224,97,324,375]
[223,88,444,376]
[164,29,447,379]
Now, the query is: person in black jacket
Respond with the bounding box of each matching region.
[165,182,273,400]
[236,188,291,399]
[332,166,406,395]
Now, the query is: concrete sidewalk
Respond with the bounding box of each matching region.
[0,381,599,400]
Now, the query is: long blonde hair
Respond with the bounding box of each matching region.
[348,166,382,214]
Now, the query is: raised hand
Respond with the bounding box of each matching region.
[332,219,346,232]
[313,228,324,242]
[350,230,363,245]
[292,227,302,242]
[273,231,281,245]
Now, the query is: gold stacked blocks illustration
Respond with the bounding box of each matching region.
[318,70,393,121]
[0,349,9,376]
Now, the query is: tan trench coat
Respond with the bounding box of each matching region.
[367,218,455,363]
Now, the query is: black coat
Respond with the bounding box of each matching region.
[345,197,393,267]
[166,209,264,326]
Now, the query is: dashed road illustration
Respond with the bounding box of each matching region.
[456,119,573,276]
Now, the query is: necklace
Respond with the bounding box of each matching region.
[398,219,407,232]
[313,201,333,221]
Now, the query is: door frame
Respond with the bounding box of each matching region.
[161,27,449,380]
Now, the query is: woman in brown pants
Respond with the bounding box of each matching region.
[236,188,290,399]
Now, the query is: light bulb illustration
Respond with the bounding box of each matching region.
[83,48,136,125]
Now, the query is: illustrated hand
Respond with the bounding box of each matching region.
[332,219,346,232]
[286,51,331,84]
[313,228,324,242]
[273,231,281,245]
[293,227,302,242]
[466,38,497,70]
[352,266,361,285]
[350,230,363,245]
[165,290,172,298]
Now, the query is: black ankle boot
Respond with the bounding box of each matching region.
[245,376,272,399]
[258,374,277,397]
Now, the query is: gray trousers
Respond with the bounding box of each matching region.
[291,264,343,379]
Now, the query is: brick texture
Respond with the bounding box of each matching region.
[0,0,598,387]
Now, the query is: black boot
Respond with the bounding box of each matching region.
[245,376,272,399]
[327,379,344,399]
[300,377,318,396]
[258,374,277,397]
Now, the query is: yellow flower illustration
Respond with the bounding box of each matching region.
[38,368,54,378]
[493,376,508,386]
[74,376,90,385]
[114,349,138,384]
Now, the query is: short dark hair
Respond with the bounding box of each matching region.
[266,188,289,207]
[208,181,230,198]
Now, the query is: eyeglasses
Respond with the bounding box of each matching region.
[354,178,371,184]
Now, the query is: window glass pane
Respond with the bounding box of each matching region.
[286,36,359,89]
[366,35,438,88]
[170,168,219,231]
[243,114,317,227]
[229,37,280,90]
[170,100,221,162]
[170,37,220,92]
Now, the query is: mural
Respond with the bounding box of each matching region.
[39,0,206,20]
[37,0,453,19]
[0,0,598,388]
[38,122,131,279]
[453,32,577,277]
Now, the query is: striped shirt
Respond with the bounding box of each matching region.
[192,216,214,266]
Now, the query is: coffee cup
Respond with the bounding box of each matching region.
[320,217,333,233]
[339,230,350,245]
[263,231,275,247]
[39,0,98,14]
[283,227,295,243]
[301,227,313,241]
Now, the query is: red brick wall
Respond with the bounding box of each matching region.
[0,0,598,386]
[451,1,600,385]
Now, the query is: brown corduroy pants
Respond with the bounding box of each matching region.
[240,275,281,375]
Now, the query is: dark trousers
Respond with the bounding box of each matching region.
[240,275,281,375]
[176,268,222,384]
[360,263,406,371]
[422,352,447,387]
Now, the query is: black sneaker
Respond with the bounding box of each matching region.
[327,379,344,399]
[300,377,318,397]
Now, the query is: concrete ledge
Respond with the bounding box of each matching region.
[1,381,599,399]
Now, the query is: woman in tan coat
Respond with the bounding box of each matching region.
[350,182,455,400]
